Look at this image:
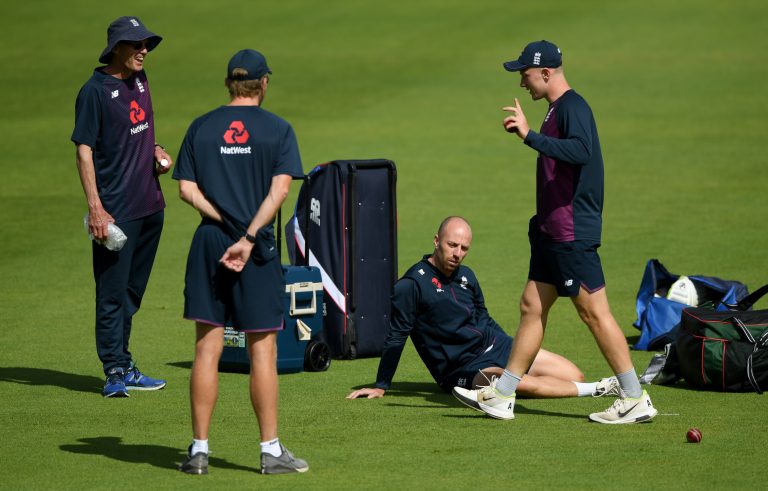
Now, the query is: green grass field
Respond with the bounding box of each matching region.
[1,0,767,489]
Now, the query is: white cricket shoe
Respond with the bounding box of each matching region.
[592,377,621,397]
[588,390,658,424]
[452,377,516,420]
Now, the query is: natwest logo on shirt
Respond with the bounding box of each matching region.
[221,120,252,155]
[129,100,146,124]
[128,100,149,135]
[223,121,249,144]
[431,277,444,293]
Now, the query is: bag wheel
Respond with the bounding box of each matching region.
[304,340,331,372]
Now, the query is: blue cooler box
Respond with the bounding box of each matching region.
[219,265,331,374]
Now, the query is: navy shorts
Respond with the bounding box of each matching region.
[528,217,605,297]
[439,329,513,392]
[183,220,284,332]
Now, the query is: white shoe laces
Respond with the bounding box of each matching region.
[474,371,499,395]
[593,377,623,398]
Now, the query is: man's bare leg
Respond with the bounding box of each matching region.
[247,331,279,442]
[571,287,642,398]
[473,349,589,398]
[190,323,223,440]
[494,280,559,396]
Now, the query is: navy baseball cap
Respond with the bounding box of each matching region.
[227,49,272,80]
[503,40,562,72]
[99,16,162,64]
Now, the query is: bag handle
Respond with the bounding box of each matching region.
[733,284,768,311]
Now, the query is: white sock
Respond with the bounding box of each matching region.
[573,381,598,397]
[191,439,208,455]
[260,438,282,457]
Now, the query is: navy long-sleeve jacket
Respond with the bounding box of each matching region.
[375,256,504,389]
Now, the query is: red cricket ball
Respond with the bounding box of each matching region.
[686,427,702,443]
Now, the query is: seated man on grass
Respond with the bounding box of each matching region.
[347,216,618,401]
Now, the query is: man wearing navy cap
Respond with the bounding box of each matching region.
[453,40,658,424]
[173,49,308,475]
[72,16,172,398]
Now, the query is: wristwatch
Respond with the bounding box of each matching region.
[244,233,257,244]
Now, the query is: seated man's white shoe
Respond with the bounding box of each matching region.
[588,390,657,424]
[592,376,621,397]
[452,376,516,420]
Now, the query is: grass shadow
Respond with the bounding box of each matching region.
[349,381,455,407]
[625,335,640,346]
[442,403,586,420]
[60,436,257,472]
[166,361,193,370]
[0,366,102,394]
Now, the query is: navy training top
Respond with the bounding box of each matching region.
[71,68,165,222]
[375,255,507,390]
[524,89,604,243]
[173,105,304,245]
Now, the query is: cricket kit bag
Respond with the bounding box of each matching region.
[674,285,768,393]
[632,259,749,350]
[285,159,398,359]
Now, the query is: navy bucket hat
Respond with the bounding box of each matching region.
[99,16,162,64]
[503,40,562,72]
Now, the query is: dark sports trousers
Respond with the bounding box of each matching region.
[93,211,163,374]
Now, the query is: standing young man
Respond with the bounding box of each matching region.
[174,49,308,475]
[72,16,173,398]
[453,40,657,424]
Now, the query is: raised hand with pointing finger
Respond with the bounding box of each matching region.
[502,98,529,139]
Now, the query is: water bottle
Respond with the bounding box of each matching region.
[83,214,128,251]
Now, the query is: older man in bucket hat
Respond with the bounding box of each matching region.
[72,16,173,398]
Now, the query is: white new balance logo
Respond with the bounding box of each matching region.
[111,90,119,99]
[565,279,573,287]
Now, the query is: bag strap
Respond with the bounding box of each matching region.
[734,284,768,311]
[731,317,765,394]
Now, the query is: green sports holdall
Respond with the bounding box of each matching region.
[676,285,768,393]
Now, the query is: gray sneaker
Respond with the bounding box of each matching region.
[261,444,309,474]
[179,446,208,475]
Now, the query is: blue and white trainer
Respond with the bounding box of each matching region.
[124,364,166,391]
[103,367,129,398]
